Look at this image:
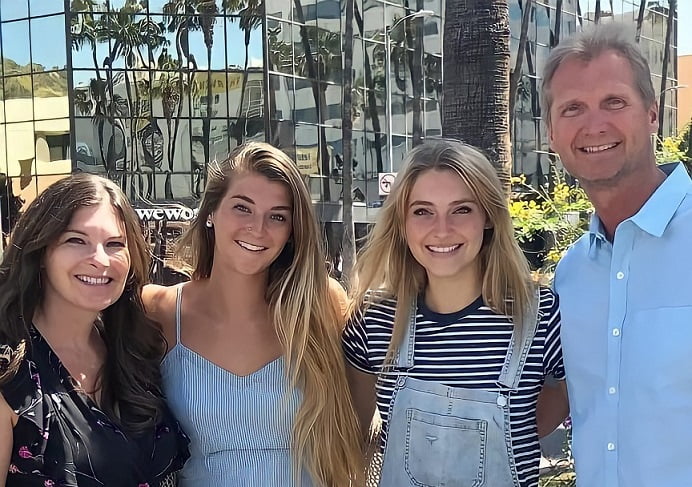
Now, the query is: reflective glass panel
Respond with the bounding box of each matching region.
[227,15,264,69]
[3,75,33,122]
[266,0,291,20]
[268,21,294,75]
[2,20,31,67]
[0,0,28,21]
[71,13,100,69]
[31,15,67,71]
[32,70,68,120]
[29,0,64,16]
[4,121,35,176]
[294,77,318,124]
[269,73,294,120]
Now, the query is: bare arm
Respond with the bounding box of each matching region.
[142,284,178,351]
[0,393,16,485]
[536,379,569,438]
[346,364,377,440]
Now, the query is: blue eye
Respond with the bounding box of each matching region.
[106,241,126,248]
[66,237,85,244]
[413,208,432,216]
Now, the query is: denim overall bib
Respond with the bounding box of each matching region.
[379,294,540,487]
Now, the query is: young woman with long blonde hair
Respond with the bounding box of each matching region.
[144,142,362,486]
[343,139,567,487]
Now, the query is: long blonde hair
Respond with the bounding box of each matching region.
[351,139,534,360]
[178,142,362,486]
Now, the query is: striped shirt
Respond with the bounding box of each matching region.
[342,287,564,487]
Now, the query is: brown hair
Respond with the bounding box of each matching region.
[0,173,166,433]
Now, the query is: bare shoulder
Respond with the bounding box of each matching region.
[142,284,180,346]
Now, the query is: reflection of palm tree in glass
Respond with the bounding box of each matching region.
[196,0,219,191]
[354,2,384,173]
[163,0,205,199]
[292,2,344,201]
[226,0,263,146]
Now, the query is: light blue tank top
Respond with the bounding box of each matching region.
[161,285,311,486]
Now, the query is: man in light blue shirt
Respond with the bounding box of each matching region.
[541,23,692,487]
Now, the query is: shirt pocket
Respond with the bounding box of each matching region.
[404,409,487,487]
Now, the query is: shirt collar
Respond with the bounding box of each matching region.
[588,163,692,251]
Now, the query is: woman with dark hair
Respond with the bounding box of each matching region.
[0,174,189,486]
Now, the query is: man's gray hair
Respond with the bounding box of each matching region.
[540,22,655,126]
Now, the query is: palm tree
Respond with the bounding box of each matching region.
[442,0,512,195]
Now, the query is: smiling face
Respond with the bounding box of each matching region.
[42,200,131,315]
[404,169,488,288]
[209,171,293,277]
[547,50,658,189]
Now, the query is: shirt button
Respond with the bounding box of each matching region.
[607,442,616,451]
[616,271,625,280]
[612,328,621,337]
[608,387,617,394]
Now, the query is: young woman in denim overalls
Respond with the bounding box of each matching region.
[343,139,568,487]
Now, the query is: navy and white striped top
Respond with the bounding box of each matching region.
[342,287,564,487]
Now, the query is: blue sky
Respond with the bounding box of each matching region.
[679,2,692,55]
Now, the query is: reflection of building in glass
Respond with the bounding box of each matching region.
[0,0,677,249]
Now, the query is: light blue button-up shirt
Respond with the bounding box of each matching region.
[554,163,692,487]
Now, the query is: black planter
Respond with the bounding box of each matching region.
[519,231,554,270]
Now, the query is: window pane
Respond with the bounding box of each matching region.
[2,20,31,67]
[3,75,33,122]
[29,0,64,17]
[0,0,28,21]
[33,70,69,120]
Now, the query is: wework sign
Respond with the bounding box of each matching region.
[135,206,198,222]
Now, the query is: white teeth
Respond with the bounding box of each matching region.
[76,275,111,285]
[427,244,461,253]
[237,240,267,252]
[582,143,617,153]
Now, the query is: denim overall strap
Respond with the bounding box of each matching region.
[394,299,418,370]
[497,289,540,390]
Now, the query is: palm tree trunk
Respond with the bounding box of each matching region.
[341,0,356,281]
[594,0,601,23]
[442,0,512,196]
[553,0,563,47]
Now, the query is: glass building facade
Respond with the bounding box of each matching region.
[0,0,678,254]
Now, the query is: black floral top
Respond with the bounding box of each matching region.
[0,327,190,486]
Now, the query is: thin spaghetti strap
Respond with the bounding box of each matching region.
[174,284,184,344]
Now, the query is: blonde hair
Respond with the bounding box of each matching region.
[177,142,362,486]
[351,139,534,360]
